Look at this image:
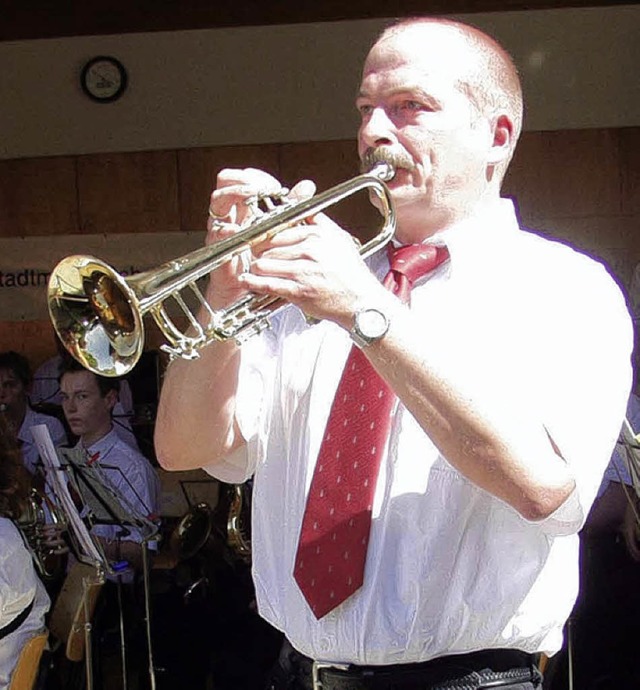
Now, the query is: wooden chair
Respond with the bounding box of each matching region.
[8,630,48,690]
[48,561,104,662]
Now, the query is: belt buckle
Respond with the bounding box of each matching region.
[311,660,350,690]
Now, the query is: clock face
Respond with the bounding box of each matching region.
[81,56,127,103]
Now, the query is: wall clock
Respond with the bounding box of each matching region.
[81,56,128,103]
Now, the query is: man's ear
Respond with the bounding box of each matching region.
[487,113,514,166]
[105,388,118,412]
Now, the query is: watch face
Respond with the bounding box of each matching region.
[81,56,127,103]
[357,308,388,339]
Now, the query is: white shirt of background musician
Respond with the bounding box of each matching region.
[0,518,50,689]
[78,429,160,546]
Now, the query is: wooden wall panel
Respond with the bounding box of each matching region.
[0,320,55,369]
[279,140,360,189]
[0,157,78,237]
[620,128,640,216]
[503,129,621,223]
[77,151,180,234]
[178,145,280,232]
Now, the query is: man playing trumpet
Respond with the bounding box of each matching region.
[155,17,632,690]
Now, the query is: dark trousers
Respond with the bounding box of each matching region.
[265,639,543,690]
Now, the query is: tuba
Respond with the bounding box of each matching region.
[47,163,396,376]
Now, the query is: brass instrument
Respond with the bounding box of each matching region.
[47,163,396,376]
[226,484,252,562]
[17,487,69,581]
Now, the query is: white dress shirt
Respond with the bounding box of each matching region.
[67,429,160,582]
[0,519,50,689]
[79,428,160,545]
[204,199,633,664]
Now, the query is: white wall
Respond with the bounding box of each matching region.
[1,5,639,160]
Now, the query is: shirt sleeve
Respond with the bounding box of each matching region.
[202,317,281,484]
[0,523,38,629]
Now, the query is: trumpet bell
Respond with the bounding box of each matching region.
[48,255,144,376]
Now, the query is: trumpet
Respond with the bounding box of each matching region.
[48,163,396,376]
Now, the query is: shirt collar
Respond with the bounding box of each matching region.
[80,426,118,459]
[381,198,519,282]
[431,198,520,267]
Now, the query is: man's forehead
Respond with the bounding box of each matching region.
[362,27,475,90]
[60,370,98,392]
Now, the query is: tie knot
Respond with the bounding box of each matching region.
[384,243,449,302]
[388,243,449,285]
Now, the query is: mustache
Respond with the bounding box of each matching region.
[361,146,415,174]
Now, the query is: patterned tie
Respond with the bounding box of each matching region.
[293,243,450,618]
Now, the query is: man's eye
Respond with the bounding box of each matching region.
[397,100,424,113]
[358,104,373,117]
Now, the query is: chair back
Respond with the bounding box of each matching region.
[8,631,48,690]
[48,561,104,662]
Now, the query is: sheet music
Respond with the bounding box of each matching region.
[31,423,103,565]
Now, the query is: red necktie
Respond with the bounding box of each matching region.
[293,243,450,618]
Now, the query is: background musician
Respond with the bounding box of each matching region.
[155,17,632,690]
[0,351,67,477]
[58,359,159,574]
[0,416,50,689]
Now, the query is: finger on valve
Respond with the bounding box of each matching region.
[289,179,316,204]
[211,168,283,227]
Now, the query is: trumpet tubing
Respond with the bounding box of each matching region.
[48,163,396,376]
[17,488,68,580]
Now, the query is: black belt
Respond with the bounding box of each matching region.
[0,597,35,640]
[276,643,542,690]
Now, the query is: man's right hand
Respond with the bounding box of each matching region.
[203,167,316,310]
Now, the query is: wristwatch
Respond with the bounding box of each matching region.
[350,307,390,348]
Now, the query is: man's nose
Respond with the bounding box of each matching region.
[359,107,396,149]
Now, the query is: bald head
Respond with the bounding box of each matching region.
[374,18,523,170]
